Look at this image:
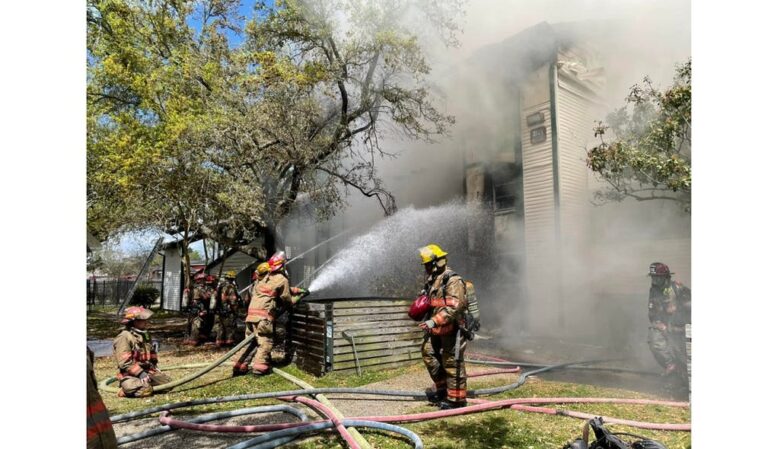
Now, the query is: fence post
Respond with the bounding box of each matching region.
[324,302,334,375]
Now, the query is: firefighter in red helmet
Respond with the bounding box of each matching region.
[647,262,691,379]
[233,252,309,376]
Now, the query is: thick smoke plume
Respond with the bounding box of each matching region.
[283,0,691,371]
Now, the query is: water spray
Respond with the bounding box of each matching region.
[307,201,480,295]
[237,229,353,296]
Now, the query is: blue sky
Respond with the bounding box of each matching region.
[187,0,274,47]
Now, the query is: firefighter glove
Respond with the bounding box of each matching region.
[419,319,436,331]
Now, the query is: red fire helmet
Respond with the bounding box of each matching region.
[268,251,286,272]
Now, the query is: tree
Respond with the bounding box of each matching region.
[90,242,145,279]
[586,59,691,212]
[87,0,464,270]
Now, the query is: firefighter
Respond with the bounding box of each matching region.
[646,262,691,378]
[232,262,273,375]
[203,274,218,338]
[233,253,309,376]
[183,272,214,346]
[87,347,117,449]
[113,306,172,397]
[213,270,240,347]
[417,244,469,410]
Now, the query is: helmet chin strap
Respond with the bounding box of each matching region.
[131,327,150,341]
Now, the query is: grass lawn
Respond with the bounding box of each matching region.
[90,309,691,449]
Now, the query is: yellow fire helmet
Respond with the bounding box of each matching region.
[257,262,270,275]
[419,244,448,264]
[224,270,237,280]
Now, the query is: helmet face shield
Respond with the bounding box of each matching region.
[268,251,287,272]
[121,306,153,324]
[651,275,668,288]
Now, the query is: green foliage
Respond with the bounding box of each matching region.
[130,283,160,307]
[87,0,464,256]
[586,59,691,212]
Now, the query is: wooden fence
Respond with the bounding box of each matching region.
[291,297,423,376]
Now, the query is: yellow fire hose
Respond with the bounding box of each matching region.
[273,368,373,449]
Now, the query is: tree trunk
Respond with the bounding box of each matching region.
[182,230,192,293]
[264,225,277,257]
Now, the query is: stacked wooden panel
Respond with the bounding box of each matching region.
[290,298,423,376]
[290,303,327,376]
[332,299,422,373]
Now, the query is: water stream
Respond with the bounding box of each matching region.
[308,201,480,296]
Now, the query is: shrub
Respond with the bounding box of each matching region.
[130,284,160,308]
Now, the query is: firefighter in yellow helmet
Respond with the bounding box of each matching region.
[255,262,270,282]
[417,244,469,409]
[233,253,309,376]
[113,307,172,397]
[212,270,241,347]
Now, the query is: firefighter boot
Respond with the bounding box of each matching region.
[425,387,447,405]
[232,363,250,377]
[438,400,467,410]
[252,363,272,376]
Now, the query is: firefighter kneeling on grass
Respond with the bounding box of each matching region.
[232,253,309,376]
[113,306,172,397]
[411,244,469,410]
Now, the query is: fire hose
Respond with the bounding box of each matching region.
[111,362,688,447]
[116,405,308,445]
[272,368,372,449]
[153,398,691,433]
[225,419,423,449]
[155,398,422,448]
[109,358,654,423]
[154,397,688,437]
[281,396,359,449]
[99,333,256,394]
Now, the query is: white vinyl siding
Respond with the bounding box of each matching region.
[163,248,182,311]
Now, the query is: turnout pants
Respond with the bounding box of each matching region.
[234,319,273,373]
[213,314,237,346]
[421,329,468,404]
[647,326,686,369]
[186,314,214,344]
[118,370,172,397]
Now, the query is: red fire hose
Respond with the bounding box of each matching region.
[467,398,691,431]
[159,396,689,434]
[467,367,521,378]
[281,396,359,449]
[354,397,689,430]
